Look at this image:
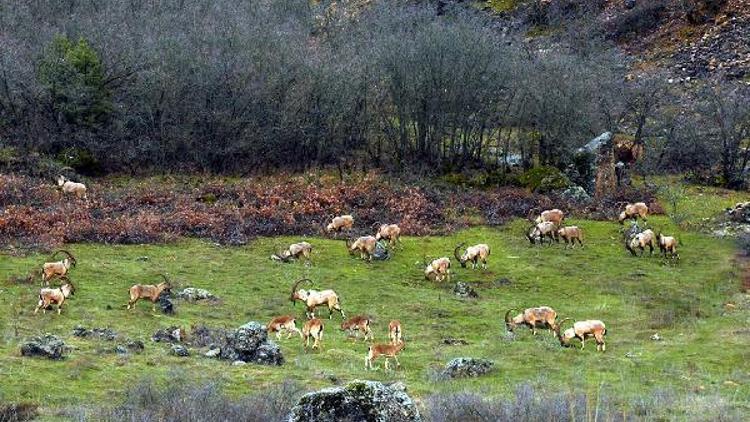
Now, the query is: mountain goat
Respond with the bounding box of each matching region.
[454,243,490,269]
[626,229,655,256]
[57,175,87,199]
[127,274,172,311]
[302,318,324,351]
[424,257,451,282]
[555,319,607,351]
[267,315,303,340]
[556,226,583,248]
[526,222,557,245]
[34,278,75,315]
[326,215,354,233]
[374,223,401,248]
[618,202,649,224]
[271,242,313,263]
[341,315,373,341]
[41,250,77,285]
[365,340,405,371]
[346,236,378,261]
[290,278,345,320]
[505,307,558,336]
[657,233,679,259]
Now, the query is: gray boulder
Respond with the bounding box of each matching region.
[72,325,118,341]
[442,357,494,379]
[452,282,478,298]
[158,290,175,314]
[288,380,421,422]
[559,185,591,203]
[152,326,184,343]
[171,344,190,357]
[21,334,67,360]
[219,321,284,365]
[176,287,217,302]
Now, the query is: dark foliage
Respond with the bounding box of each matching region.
[0,402,38,422]
[608,1,668,41]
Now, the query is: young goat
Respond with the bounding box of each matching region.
[532,208,565,226]
[388,320,402,345]
[127,274,172,311]
[618,202,649,224]
[267,315,303,340]
[41,249,77,285]
[374,223,402,248]
[56,175,87,199]
[271,242,313,263]
[34,277,75,315]
[555,319,607,351]
[526,222,557,245]
[302,318,324,351]
[505,307,558,336]
[290,278,345,320]
[626,229,655,256]
[556,226,583,248]
[454,243,491,269]
[326,215,354,233]
[346,236,378,261]
[424,257,451,282]
[656,233,679,259]
[365,340,405,371]
[340,315,373,341]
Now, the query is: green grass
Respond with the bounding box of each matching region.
[1,209,749,416]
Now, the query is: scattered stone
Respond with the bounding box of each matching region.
[21,334,67,360]
[372,241,391,261]
[441,358,494,379]
[232,360,247,366]
[72,325,118,341]
[135,256,149,262]
[452,282,478,298]
[650,333,662,341]
[493,277,512,287]
[158,290,175,314]
[204,347,221,358]
[220,321,284,365]
[559,185,591,203]
[175,287,218,302]
[441,338,468,346]
[115,345,128,355]
[152,326,184,343]
[171,344,190,357]
[289,380,421,422]
[125,340,145,353]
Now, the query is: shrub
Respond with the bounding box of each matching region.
[0,402,39,422]
[518,166,570,193]
[609,1,668,41]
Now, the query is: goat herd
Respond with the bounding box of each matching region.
[30,193,679,371]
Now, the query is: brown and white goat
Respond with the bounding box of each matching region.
[302,318,324,351]
[57,175,87,199]
[626,229,655,256]
[454,243,491,269]
[555,319,607,351]
[532,208,565,226]
[374,223,402,248]
[556,226,583,248]
[365,340,405,371]
[127,274,172,311]
[346,236,378,261]
[388,320,402,345]
[656,233,679,259]
[290,278,345,320]
[271,242,313,263]
[505,307,558,336]
[41,249,77,285]
[267,315,303,340]
[340,315,373,341]
[424,257,451,282]
[34,278,75,315]
[326,215,354,233]
[526,221,557,245]
[618,202,649,224]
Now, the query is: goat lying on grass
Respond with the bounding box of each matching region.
[35,277,75,315]
[271,242,312,263]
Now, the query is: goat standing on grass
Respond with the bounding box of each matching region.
[341,315,373,341]
[618,202,649,224]
[290,278,345,320]
[271,242,312,263]
[35,277,75,315]
[56,175,87,199]
[530,208,565,226]
[554,319,607,351]
[41,249,77,285]
[302,318,324,351]
[326,215,354,233]
[454,243,490,269]
[526,222,557,245]
[388,320,402,345]
[505,307,558,336]
[424,257,451,282]
[365,340,405,371]
[374,223,401,248]
[557,226,583,248]
[127,274,172,311]
[626,229,655,256]
[346,236,378,261]
[267,315,303,340]
[657,233,679,260]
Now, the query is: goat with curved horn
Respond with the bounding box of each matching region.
[290,278,344,320]
[127,274,172,312]
[455,242,490,269]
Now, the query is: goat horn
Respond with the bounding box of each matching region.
[53,249,77,264]
[156,273,170,284]
[505,308,517,323]
[454,243,466,262]
[290,278,313,303]
[557,318,573,331]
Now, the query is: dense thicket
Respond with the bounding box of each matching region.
[0,0,747,184]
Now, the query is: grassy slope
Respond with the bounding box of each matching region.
[1,192,749,417]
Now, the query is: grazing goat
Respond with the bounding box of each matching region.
[365,340,405,371]
[374,223,401,248]
[532,208,565,226]
[34,278,75,315]
[346,236,378,261]
[326,215,354,233]
[557,226,584,248]
[340,315,373,341]
[388,320,402,345]
[626,229,655,256]
[618,202,648,224]
[505,307,558,336]
[454,243,491,269]
[526,221,557,245]
[41,249,77,285]
[657,233,679,259]
[267,315,303,340]
[56,175,87,199]
[302,318,324,351]
[424,257,451,282]
[127,274,172,311]
[290,278,345,320]
[271,242,313,263]
[555,319,607,351]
